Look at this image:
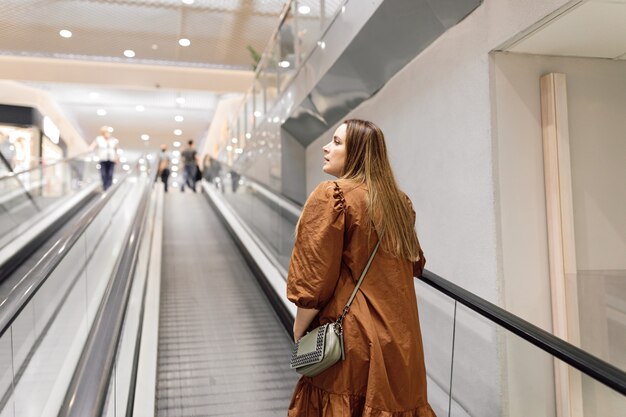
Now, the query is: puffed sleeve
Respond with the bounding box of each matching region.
[287,181,345,309]
[404,194,426,277]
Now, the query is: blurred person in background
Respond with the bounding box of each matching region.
[158,144,171,192]
[180,139,199,193]
[89,126,119,191]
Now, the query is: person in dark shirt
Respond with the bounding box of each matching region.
[180,139,199,192]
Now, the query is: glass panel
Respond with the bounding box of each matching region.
[0,169,148,417]
[258,37,279,113]
[321,0,345,26]
[576,270,626,373]
[278,6,297,91]
[0,175,37,241]
[14,235,88,417]
[0,327,14,417]
[449,302,626,417]
[0,155,101,250]
[414,280,455,417]
[245,94,254,144]
[449,303,550,417]
[580,372,626,417]
[253,81,265,126]
[294,0,323,61]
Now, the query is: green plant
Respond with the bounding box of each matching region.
[247,45,262,71]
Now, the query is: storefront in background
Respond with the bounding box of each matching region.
[0,104,66,175]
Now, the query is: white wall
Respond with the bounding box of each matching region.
[302,1,583,416]
[201,95,242,159]
[0,81,88,154]
[495,51,626,417]
[494,52,626,325]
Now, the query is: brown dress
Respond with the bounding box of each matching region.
[287,180,436,417]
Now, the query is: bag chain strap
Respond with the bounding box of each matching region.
[334,239,382,334]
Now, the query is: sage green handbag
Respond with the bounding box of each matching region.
[290,240,381,377]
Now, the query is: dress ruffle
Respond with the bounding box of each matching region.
[332,181,346,212]
[289,378,438,417]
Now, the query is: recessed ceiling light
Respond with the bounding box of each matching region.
[89,92,100,99]
[174,115,184,122]
[141,134,150,141]
[178,38,191,47]
[124,49,135,58]
[174,129,182,136]
[245,133,251,139]
[176,97,185,105]
[232,138,238,143]
[226,145,233,151]
[136,105,145,112]
[298,5,311,14]
[97,109,107,116]
[253,111,262,118]
[173,141,181,147]
[279,60,290,68]
[182,0,194,4]
[59,29,72,38]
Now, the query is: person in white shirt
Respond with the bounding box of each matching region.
[158,144,171,192]
[89,126,119,191]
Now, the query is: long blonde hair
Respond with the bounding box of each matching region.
[341,119,420,261]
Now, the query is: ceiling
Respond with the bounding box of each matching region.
[504,0,626,60]
[0,0,290,152]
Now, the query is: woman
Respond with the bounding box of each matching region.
[287,119,435,416]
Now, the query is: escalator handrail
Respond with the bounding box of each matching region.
[419,270,626,396]
[0,172,131,338]
[57,180,151,417]
[0,150,91,181]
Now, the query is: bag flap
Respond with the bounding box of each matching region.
[290,324,328,368]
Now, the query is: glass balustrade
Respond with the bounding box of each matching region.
[226,0,349,157]
[0,173,149,417]
[0,155,101,250]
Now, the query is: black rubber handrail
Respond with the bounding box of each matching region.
[419,270,626,396]
[0,172,130,338]
[57,182,151,417]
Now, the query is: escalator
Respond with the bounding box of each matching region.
[0,157,156,417]
[155,192,298,416]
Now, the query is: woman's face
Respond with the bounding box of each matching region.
[322,123,347,177]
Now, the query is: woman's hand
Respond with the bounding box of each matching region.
[293,324,304,343]
[293,307,320,343]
